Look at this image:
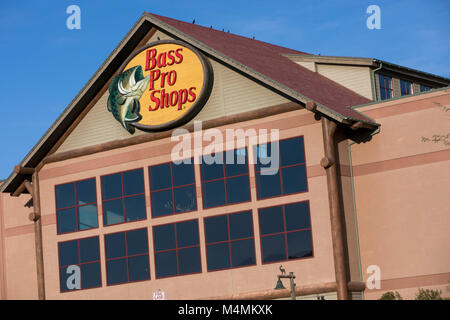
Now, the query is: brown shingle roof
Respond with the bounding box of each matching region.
[149,13,374,123]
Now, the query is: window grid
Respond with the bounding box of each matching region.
[58,236,101,292]
[400,80,413,96]
[259,201,313,264]
[104,229,150,286]
[101,168,147,226]
[153,220,202,279]
[200,148,251,209]
[149,160,197,218]
[205,211,256,272]
[379,75,393,100]
[420,84,431,92]
[255,136,308,200]
[56,178,98,235]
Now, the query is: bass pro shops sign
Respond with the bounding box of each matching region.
[107,40,213,133]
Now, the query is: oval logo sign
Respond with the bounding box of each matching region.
[107,40,213,133]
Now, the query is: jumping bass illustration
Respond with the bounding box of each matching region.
[107,65,150,133]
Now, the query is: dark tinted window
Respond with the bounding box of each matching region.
[254,143,277,172]
[285,201,311,231]
[204,211,255,271]
[202,180,226,208]
[55,178,98,234]
[172,161,195,187]
[149,163,171,190]
[258,201,313,264]
[254,137,308,200]
[80,262,101,289]
[124,195,146,222]
[153,223,176,251]
[153,220,201,278]
[126,228,149,256]
[281,164,307,194]
[420,84,431,92]
[231,239,255,267]
[201,149,251,209]
[261,234,286,263]
[255,171,281,199]
[101,173,122,200]
[79,237,100,263]
[400,80,413,96]
[104,228,150,285]
[174,185,197,213]
[101,169,146,226]
[123,169,145,196]
[105,232,126,259]
[103,199,124,225]
[379,74,393,100]
[58,236,101,292]
[258,206,284,235]
[149,160,197,218]
[280,137,305,166]
[56,208,77,234]
[150,190,173,217]
[76,179,96,205]
[55,183,75,209]
[204,215,228,243]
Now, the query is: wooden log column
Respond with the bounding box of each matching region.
[12,166,45,300]
[321,117,349,300]
[31,172,45,300]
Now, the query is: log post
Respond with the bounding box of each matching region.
[31,172,45,300]
[321,117,349,300]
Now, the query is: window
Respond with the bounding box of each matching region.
[200,149,251,209]
[254,136,307,199]
[153,219,201,278]
[379,74,393,100]
[258,201,313,263]
[101,168,146,226]
[55,178,98,234]
[420,84,431,92]
[58,236,101,292]
[400,80,413,96]
[149,159,197,217]
[204,211,256,271]
[104,228,150,285]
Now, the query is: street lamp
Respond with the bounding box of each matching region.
[274,265,296,300]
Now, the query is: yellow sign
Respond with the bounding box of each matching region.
[107,40,213,133]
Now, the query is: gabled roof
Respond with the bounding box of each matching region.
[284,54,450,86]
[1,12,377,193]
[149,13,375,123]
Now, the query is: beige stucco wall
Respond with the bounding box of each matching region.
[35,108,339,299]
[350,89,450,299]
[0,193,38,299]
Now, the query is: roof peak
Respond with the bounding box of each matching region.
[145,12,310,56]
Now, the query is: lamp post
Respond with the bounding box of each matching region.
[274,265,296,300]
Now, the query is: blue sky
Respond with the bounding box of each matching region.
[0,0,449,180]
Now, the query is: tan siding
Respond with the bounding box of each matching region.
[392,78,400,98]
[316,64,373,100]
[375,73,381,100]
[56,30,288,154]
[294,61,316,72]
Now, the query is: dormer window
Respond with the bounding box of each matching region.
[379,74,393,100]
[400,80,414,96]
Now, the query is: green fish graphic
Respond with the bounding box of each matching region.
[107,65,150,134]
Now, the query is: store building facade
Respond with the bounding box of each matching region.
[0,13,449,300]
